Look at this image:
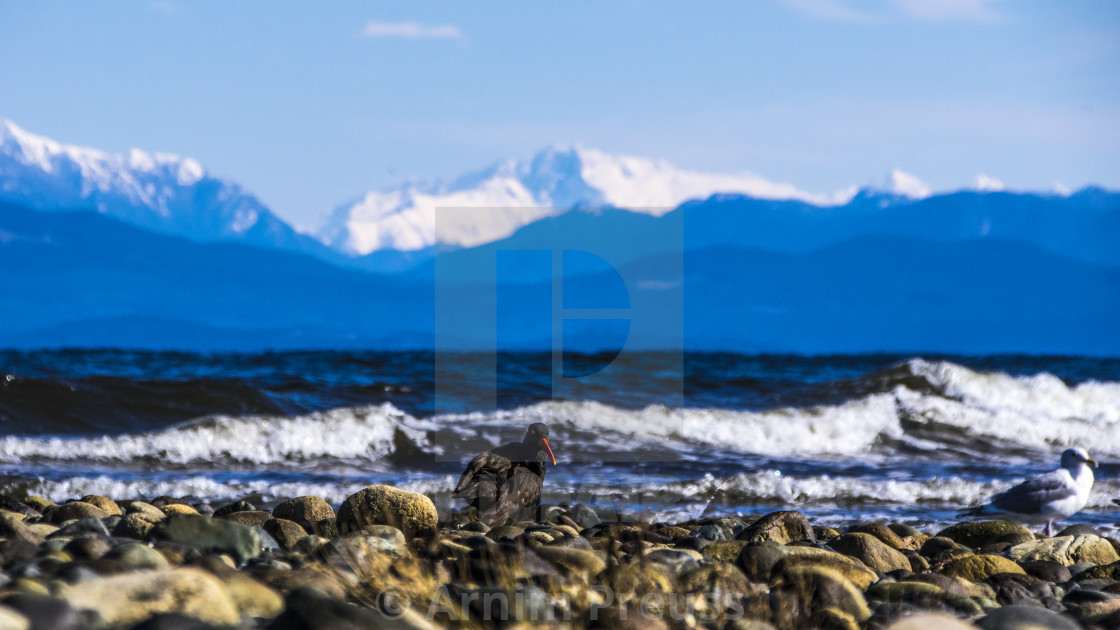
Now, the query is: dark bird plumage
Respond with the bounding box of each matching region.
[453,422,556,527]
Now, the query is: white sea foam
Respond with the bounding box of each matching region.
[18,474,458,507]
[907,359,1120,424]
[435,394,904,458]
[0,403,433,464]
[895,359,1120,457]
[2,360,1117,465]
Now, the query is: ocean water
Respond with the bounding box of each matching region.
[1,350,1118,534]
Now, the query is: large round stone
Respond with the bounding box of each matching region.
[45,502,108,524]
[828,532,911,573]
[272,496,336,526]
[941,554,1025,582]
[149,515,262,565]
[58,568,239,628]
[736,511,815,545]
[336,485,437,538]
[937,521,1032,549]
[1008,535,1120,567]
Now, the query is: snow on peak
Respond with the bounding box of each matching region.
[320,145,857,254]
[881,168,932,199]
[971,174,1005,192]
[0,118,279,242]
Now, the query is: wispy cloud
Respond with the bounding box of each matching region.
[150,1,178,15]
[781,0,1009,23]
[361,20,465,41]
[891,0,1008,23]
[779,0,879,23]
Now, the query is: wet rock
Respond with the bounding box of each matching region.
[1008,534,1120,566]
[533,545,606,577]
[58,568,239,629]
[1019,560,1072,583]
[1072,560,1120,580]
[336,485,437,539]
[644,548,701,576]
[21,497,53,512]
[348,524,410,557]
[193,555,284,620]
[1057,524,1100,537]
[737,541,789,580]
[1,593,91,630]
[212,500,255,518]
[884,612,980,629]
[78,495,122,516]
[813,526,841,541]
[128,613,215,630]
[0,605,29,630]
[218,510,272,528]
[737,511,815,545]
[549,533,593,550]
[989,575,1045,607]
[1063,589,1120,623]
[48,516,111,539]
[150,515,263,566]
[159,504,199,517]
[0,512,44,546]
[263,518,308,550]
[976,603,1081,630]
[113,513,157,539]
[0,497,39,519]
[849,523,908,549]
[920,536,966,559]
[701,540,750,562]
[569,504,602,530]
[679,562,765,624]
[124,502,166,523]
[304,517,338,539]
[44,501,108,525]
[828,532,911,573]
[103,541,171,571]
[0,538,42,570]
[62,536,111,560]
[272,496,334,526]
[611,561,677,607]
[770,565,871,627]
[772,547,880,590]
[937,521,1032,549]
[692,523,733,542]
[942,554,1026,582]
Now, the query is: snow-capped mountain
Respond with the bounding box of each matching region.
[0,119,316,253]
[317,146,860,254]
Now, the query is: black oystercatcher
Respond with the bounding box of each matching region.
[453,422,556,527]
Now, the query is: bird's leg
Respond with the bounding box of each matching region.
[1046,521,1053,537]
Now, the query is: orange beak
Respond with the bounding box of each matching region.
[541,437,557,466]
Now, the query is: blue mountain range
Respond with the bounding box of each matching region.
[1,119,1117,354]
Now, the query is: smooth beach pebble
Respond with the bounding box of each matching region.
[0,495,1112,629]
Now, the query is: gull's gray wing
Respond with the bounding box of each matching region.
[989,470,1077,514]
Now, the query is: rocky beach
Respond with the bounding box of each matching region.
[0,487,1118,630]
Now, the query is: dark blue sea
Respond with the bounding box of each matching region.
[2,350,1118,533]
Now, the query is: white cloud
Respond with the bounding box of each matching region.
[892,0,1007,22]
[361,21,464,40]
[779,0,878,23]
[971,174,1005,192]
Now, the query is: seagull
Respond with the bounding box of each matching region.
[961,447,1097,536]
[453,423,557,527]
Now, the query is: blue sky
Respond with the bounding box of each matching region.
[1,1,1117,227]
